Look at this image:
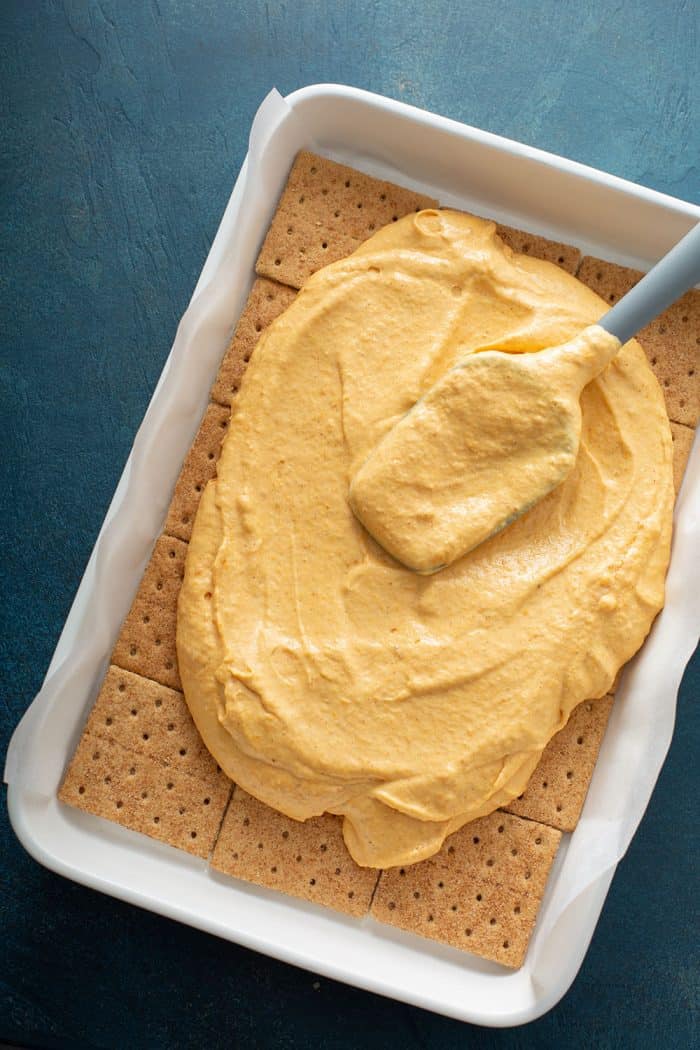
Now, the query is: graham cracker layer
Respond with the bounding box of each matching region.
[371,811,561,968]
[495,222,580,274]
[577,256,699,427]
[165,404,230,543]
[504,695,614,832]
[210,278,296,408]
[255,150,437,289]
[671,421,695,493]
[211,789,379,918]
[60,151,698,968]
[111,534,187,691]
[59,731,231,859]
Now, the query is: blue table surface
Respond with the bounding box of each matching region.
[2,2,698,1047]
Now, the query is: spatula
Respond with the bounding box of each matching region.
[349,223,700,574]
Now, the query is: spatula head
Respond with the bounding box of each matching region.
[349,350,582,574]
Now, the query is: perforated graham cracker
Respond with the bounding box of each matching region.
[211,788,379,917]
[210,278,296,407]
[111,534,187,690]
[504,695,614,832]
[83,665,219,780]
[577,256,699,427]
[371,811,561,968]
[495,222,580,274]
[164,404,230,543]
[255,150,437,289]
[59,731,231,859]
[670,421,695,493]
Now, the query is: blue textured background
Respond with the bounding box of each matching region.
[2,2,698,1046]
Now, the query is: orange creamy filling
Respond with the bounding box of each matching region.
[177,211,673,867]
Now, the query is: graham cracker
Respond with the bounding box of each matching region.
[577,256,699,427]
[255,150,437,289]
[495,223,580,274]
[371,811,561,968]
[210,278,297,408]
[164,403,230,543]
[504,695,614,832]
[59,731,231,859]
[211,788,379,918]
[111,534,187,691]
[83,665,220,781]
[670,421,695,493]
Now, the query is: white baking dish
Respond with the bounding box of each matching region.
[6,85,699,1027]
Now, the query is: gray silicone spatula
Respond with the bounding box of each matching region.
[349,223,700,574]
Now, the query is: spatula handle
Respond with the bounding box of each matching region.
[599,223,700,345]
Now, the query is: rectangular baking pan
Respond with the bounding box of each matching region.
[6,84,699,1027]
